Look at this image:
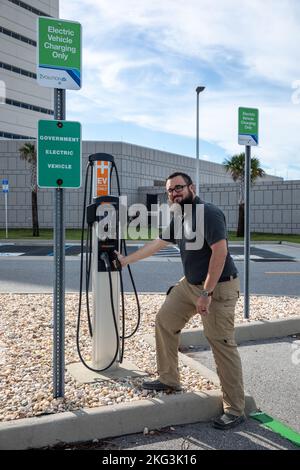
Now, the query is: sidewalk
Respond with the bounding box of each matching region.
[185,335,300,434]
[48,334,300,450]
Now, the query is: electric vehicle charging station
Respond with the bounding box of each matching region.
[89,194,120,370]
[67,153,145,383]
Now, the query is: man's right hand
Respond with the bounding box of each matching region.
[114,251,128,268]
[114,238,169,267]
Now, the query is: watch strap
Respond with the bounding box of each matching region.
[200,289,213,297]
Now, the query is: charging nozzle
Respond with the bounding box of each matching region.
[100,252,111,270]
[114,256,122,272]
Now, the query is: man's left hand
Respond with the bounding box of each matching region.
[196,296,212,316]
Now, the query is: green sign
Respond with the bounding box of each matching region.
[38,120,81,188]
[37,17,81,89]
[238,107,259,146]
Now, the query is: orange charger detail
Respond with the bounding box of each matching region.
[96,161,110,196]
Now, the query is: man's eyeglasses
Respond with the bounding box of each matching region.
[166,184,188,194]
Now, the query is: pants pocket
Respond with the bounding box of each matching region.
[204,299,237,341]
[166,285,175,296]
[213,277,240,302]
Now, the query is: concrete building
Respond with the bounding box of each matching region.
[1,2,297,235]
[2,138,295,234]
[0,0,59,139]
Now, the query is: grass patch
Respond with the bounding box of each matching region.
[0,228,299,243]
[228,232,300,243]
[0,227,159,241]
[0,228,82,240]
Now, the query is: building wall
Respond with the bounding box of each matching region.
[199,181,300,234]
[0,138,288,232]
[0,0,59,139]
[139,181,300,234]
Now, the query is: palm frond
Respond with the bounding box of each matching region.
[19,143,36,164]
[223,153,265,183]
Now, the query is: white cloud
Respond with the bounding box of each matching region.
[61,0,300,180]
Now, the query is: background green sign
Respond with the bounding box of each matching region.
[38,120,81,188]
[37,17,81,89]
[238,107,259,146]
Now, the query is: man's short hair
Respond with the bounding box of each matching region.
[166,172,193,186]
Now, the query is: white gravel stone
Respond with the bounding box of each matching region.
[0,293,299,423]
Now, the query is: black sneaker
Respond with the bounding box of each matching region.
[142,379,182,392]
[212,413,245,430]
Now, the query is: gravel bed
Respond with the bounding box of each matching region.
[0,293,299,423]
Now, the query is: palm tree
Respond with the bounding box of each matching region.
[223,153,265,237]
[19,143,39,236]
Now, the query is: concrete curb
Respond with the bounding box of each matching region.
[179,316,300,349]
[281,241,300,247]
[0,391,256,450]
[0,240,145,246]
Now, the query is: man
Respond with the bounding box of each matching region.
[116,172,245,430]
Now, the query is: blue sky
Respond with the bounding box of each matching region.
[61,0,300,180]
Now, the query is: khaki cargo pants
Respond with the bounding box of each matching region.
[155,276,245,416]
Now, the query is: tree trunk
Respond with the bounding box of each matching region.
[236,202,244,237]
[31,191,39,237]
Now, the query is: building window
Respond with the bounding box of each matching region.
[0,61,36,79]
[5,98,53,115]
[0,131,35,139]
[0,26,36,47]
[8,0,51,17]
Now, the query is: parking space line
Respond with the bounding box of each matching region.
[265,272,300,275]
[0,252,24,257]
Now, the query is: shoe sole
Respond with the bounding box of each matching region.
[212,417,245,430]
[142,385,182,392]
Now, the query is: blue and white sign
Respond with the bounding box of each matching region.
[2,179,9,193]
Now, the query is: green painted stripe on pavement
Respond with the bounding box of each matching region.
[250,411,300,448]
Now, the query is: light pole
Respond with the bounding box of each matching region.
[195,86,205,195]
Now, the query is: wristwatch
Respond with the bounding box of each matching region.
[200,289,213,297]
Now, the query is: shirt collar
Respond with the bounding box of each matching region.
[193,195,204,204]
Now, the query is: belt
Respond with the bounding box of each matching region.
[218,273,238,283]
[195,273,238,285]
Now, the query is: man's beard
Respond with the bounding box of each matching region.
[178,189,194,207]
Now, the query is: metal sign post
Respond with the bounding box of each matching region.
[244,145,251,319]
[5,193,7,239]
[37,16,82,398]
[238,107,259,319]
[195,86,205,196]
[53,88,65,398]
[2,179,9,239]
[37,107,81,399]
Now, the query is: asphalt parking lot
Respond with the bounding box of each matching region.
[0,242,300,296]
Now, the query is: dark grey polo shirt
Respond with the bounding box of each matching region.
[159,196,238,284]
